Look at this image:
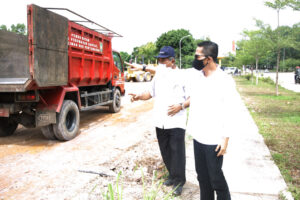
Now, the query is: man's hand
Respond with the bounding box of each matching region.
[129,93,140,102]
[215,138,229,157]
[167,104,181,116]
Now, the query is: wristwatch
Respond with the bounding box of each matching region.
[180,103,185,110]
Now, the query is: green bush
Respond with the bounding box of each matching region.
[244,74,251,80]
[260,77,274,84]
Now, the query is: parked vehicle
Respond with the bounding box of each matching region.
[0,5,125,140]
[224,67,237,74]
[124,62,155,82]
[295,66,300,84]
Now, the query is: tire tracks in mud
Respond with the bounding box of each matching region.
[0,98,165,199]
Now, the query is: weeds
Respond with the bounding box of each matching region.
[99,168,176,200]
[102,171,123,200]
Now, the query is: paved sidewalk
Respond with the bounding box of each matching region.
[263,72,300,93]
[182,86,294,200]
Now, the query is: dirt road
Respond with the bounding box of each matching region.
[0,82,181,199]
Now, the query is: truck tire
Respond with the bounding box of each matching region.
[135,73,144,82]
[0,117,18,137]
[41,125,57,140]
[53,100,80,141]
[109,89,121,113]
[144,72,152,82]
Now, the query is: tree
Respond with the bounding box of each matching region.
[181,55,194,69]
[137,42,157,64]
[280,58,300,71]
[129,42,157,64]
[265,0,292,95]
[120,51,131,63]
[221,53,236,68]
[156,29,195,59]
[10,24,26,35]
[0,23,26,35]
[242,26,271,84]
[0,25,8,31]
[234,39,256,68]
[289,0,300,10]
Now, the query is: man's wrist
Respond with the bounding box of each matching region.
[137,94,142,100]
[180,103,185,110]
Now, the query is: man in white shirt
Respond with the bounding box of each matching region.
[183,41,238,200]
[129,46,187,196]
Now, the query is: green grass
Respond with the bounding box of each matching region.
[235,76,300,199]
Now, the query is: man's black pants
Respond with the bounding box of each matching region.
[193,140,231,200]
[156,127,186,186]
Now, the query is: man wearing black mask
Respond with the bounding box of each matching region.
[181,41,239,200]
[192,53,208,71]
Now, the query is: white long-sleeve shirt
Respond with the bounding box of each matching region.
[186,67,240,145]
[148,65,187,130]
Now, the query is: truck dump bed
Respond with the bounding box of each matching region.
[0,30,31,92]
[0,4,116,92]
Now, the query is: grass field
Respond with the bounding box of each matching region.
[234,76,300,199]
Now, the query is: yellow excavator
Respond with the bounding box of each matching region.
[124,62,156,82]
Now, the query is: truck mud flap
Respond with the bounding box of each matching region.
[35,110,56,127]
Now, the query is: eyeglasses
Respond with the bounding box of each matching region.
[195,54,207,59]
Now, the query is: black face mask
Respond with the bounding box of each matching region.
[192,58,206,71]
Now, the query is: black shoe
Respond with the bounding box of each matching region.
[173,185,183,196]
[163,178,174,186]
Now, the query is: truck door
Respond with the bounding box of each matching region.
[112,52,125,93]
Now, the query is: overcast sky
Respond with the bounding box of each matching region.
[1,0,299,56]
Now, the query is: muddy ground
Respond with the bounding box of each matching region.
[0,82,198,200]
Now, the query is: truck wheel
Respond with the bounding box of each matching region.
[144,72,152,82]
[0,117,18,137]
[135,73,144,82]
[41,125,57,140]
[53,100,80,141]
[109,89,121,113]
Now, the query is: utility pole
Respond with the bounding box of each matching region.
[179,35,192,69]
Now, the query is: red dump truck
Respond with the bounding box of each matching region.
[0,5,125,140]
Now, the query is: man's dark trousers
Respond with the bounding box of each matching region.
[193,140,231,200]
[156,127,186,187]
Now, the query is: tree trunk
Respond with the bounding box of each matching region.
[256,57,259,85]
[275,9,280,96]
[251,67,254,84]
[275,49,280,96]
